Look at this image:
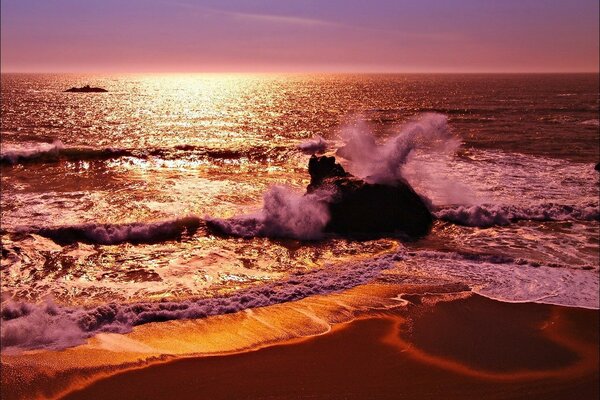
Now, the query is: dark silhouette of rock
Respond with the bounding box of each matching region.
[307,154,349,186]
[64,85,108,93]
[595,162,600,172]
[307,155,433,237]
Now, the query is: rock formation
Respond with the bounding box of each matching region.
[64,85,108,93]
[307,155,433,237]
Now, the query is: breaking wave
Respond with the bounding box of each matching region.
[337,113,460,186]
[206,186,334,240]
[3,243,598,352]
[0,140,142,165]
[580,119,599,126]
[23,216,203,245]
[435,202,599,227]
[0,252,403,352]
[0,141,295,165]
[393,250,599,310]
[298,135,328,154]
[1,140,66,164]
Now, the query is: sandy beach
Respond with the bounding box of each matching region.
[54,294,598,400]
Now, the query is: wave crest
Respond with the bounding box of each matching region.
[298,136,328,154]
[26,216,203,245]
[206,186,333,240]
[435,203,599,227]
[0,252,402,351]
[1,142,296,166]
[1,140,65,164]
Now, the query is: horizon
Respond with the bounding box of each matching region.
[2,70,600,74]
[2,0,599,74]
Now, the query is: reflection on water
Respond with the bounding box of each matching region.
[1,73,598,324]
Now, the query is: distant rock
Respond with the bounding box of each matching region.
[64,85,108,93]
[307,155,433,237]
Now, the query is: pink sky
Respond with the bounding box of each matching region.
[2,0,598,73]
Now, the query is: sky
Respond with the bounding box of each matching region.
[1,0,598,73]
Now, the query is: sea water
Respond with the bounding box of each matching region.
[1,73,598,352]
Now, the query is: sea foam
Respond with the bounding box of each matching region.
[298,135,328,154]
[0,140,65,164]
[206,186,334,240]
[1,252,403,352]
[435,202,599,227]
[337,113,460,185]
[28,216,203,245]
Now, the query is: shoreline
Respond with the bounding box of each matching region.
[54,293,599,400]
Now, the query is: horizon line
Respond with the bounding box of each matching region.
[2,70,599,75]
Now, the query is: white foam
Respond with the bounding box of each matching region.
[29,216,203,245]
[580,119,599,126]
[435,202,599,227]
[298,136,328,154]
[395,250,599,310]
[1,140,64,164]
[337,113,460,185]
[1,251,402,352]
[206,186,334,240]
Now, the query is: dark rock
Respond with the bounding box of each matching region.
[307,155,433,237]
[307,155,349,189]
[595,162,600,172]
[64,85,108,93]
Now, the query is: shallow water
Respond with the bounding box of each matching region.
[1,73,598,352]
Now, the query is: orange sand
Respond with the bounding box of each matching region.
[60,295,599,400]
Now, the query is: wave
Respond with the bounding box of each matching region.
[435,202,599,227]
[0,140,135,165]
[0,252,403,351]
[206,186,334,240]
[418,106,594,114]
[580,119,600,126]
[1,140,65,164]
[1,141,296,166]
[403,249,596,270]
[298,136,328,154]
[23,216,203,245]
[393,250,599,309]
[17,184,333,244]
[337,113,459,185]
[3,243,598,352]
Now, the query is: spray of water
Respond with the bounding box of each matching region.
[206,186,334,240]
[337,113,477,206]
[298,135,328,154]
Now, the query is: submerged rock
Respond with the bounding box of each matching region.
[64,85,108,93]
[595,162,600,172]
[307,155,433,237]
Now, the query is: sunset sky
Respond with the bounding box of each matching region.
[1,0,599,73]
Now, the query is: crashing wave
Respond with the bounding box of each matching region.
[1,140,66,164]
[0,141,294,166]
[206,186,334,240]
[0,252,403,351]
[25,216,203,245]
[435,202,599,227]
[0,140,135,165]
[337,113,459,185]
[298,136,328,154]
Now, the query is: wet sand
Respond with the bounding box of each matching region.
[62,295,599,400]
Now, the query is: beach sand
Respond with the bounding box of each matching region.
[60,294,599,400]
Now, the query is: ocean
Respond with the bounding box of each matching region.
[1,73,599,353]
